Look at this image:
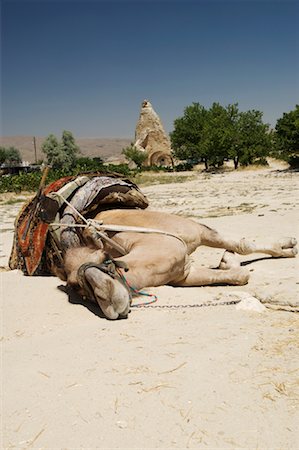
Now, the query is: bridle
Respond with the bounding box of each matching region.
[77,258,129,301]
[76,258,158,309]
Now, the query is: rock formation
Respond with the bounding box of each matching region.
[134,100,173,167]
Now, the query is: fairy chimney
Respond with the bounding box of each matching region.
[134,100,173,167]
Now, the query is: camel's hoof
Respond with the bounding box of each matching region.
[233,268,250,285]
[279,237,297,249]
[277,237,298,257]
[282,247,298,257]
[218,250,241,270]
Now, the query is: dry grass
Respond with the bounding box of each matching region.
[2,198,26,206]
[134,172,196,187]
[0,193,31,204]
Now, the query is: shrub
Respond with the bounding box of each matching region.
[74,157,104,172]
[0,146,22,165]
[0,148,6,164]
[289,155,299,169]
[122,145,147,168]
[105,163,131,176]
[173,162,195,171]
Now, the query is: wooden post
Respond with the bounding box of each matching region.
[33,136,37,164]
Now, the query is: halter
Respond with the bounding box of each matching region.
[77,259,128,301]
[76,258,158,309]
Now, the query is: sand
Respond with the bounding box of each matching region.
[1,163,299,449]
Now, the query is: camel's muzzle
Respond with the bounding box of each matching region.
[76,259,131,319]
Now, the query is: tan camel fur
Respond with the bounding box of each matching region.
[62,209,297,320]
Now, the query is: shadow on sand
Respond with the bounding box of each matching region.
[57,284,107,319]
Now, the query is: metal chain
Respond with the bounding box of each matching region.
[131,299,241,309]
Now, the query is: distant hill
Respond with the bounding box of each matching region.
[0,136,132,164]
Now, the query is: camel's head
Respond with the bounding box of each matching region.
[64,247,131,320]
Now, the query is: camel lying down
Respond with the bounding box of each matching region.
[60,209,297,320]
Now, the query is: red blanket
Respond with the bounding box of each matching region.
[9,175,75,275]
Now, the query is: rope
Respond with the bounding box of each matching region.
[50,193,127,255]
[55,192,89,224]
[117,266,241,309]
[116,268,158,307]
[50,192,186,248]
[51,220,187,247]
[50,222,87,228]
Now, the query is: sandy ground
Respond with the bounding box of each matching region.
[1,164,299,449]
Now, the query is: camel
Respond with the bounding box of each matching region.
[9,173,297,320]
[58,208,297,320]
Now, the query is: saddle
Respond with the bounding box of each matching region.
[9,171,148,276]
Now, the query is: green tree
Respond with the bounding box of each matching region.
[171,102,238,169]
[171,102,271,170]
[0,147,7,164]
[41,134,60,167]
[200,103,238,168]
[42,131,79,170]
[275,105,299,167]
[230,110,272,169]
[122,144,147,168]
[60,130,79,168]
[0,147,22,165]
[170,103,208,166]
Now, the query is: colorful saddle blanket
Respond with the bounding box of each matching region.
[9,172,148,275]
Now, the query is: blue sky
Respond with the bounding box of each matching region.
[1,0,298,137]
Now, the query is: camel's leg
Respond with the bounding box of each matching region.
[172,254,250,287]
[200,225,297,258]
